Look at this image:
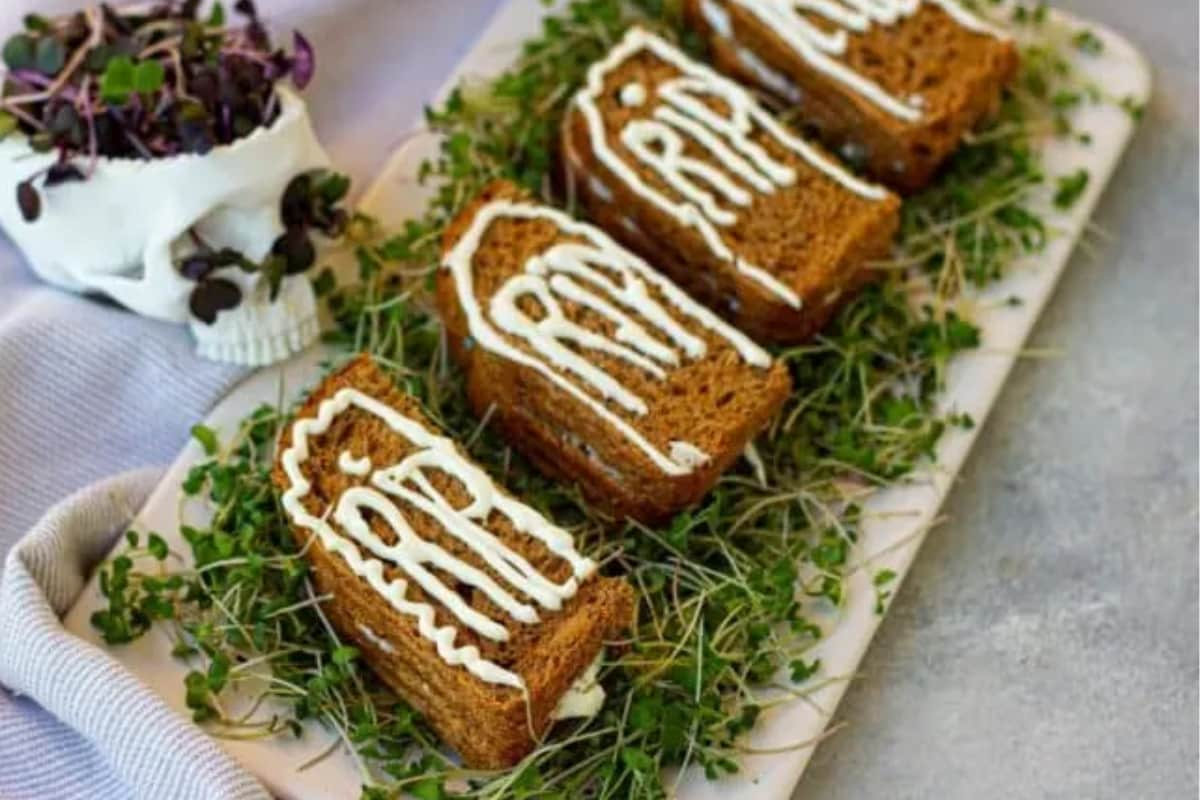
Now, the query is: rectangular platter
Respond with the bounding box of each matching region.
[64,2,1151,798]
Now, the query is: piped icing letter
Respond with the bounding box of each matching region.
[280,387,597,690]
[443,200,772,477]
[572,28,889,309]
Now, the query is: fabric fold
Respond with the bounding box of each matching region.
[0,468,269,800]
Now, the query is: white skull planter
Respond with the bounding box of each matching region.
[0,85,331,366]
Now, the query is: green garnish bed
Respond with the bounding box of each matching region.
[63,1,1150,798]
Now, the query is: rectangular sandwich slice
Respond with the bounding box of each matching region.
[272,354,635,768]
[561,27,900,344]
[685,0,1020,192]
[437,180,792,524]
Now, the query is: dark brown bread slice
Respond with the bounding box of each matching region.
[561,28,900,345]
[685,0,1019,192]
[436,180,792,524]
[271,354,635,768]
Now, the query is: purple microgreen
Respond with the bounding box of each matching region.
[9,69,53,89]
[324,208,348,237]
[2,34,35,71]
[33,37,66,76]
[1,0,317,220]
[122,127,153,159]
[173,170,350,301]
[213,247,252,271]
[16,179,39,221]
[262,254,285,301]
[177,118,213,154]
[280,176,310,226]
[99,4,132,37]
[188,276,241,324]
[179,253,214,281]
[22,14,52,34]
[291,31,313,90]
[315,171,350,204]
[272,226,315,275]
[46,102,84,146]
[44,161,84,186]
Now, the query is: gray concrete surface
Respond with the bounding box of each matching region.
[795,2,1199,798]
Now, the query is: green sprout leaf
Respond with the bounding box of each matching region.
[207,2,226,27]
[1054,168,1090,209]
[407,779,444,800]
[148,532,169,561]
[789,658,821,683]
[1073,29,1104,55]
[2,34,35,71]
[99,55,136,103]
[132,59,166,94]
[23,14,51,33]
[0,111,15,140]
[190,424,219,456]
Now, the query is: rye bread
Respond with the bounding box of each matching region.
[436,180,792,524]
[561,28,900,344]
[271,354,635,768]
[685,0,1020,192]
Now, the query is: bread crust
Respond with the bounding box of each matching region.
[560,29,901,345]
[684,0,1020,192]
[271,355,635,768]
[436,181,792,524]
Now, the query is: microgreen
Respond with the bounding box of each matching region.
[873,569,897,615]
[0,1,315,221]
[190,423,219,456]
[1072,29,1104,56]
[91,2,1119,797]
[179,168,350,323]
[1053,168,1090,209]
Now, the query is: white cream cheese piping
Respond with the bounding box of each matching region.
[738,44,805,104]
[280,386,598,690]
[552,652,607,720]
[573,28,888,310]
[714,0,1008,121]
[357,623,396,654]
[668,440,713,470]
[338,450,373,476]
[443,199,772,477]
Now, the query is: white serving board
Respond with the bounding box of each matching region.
[64,3,1151,798]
